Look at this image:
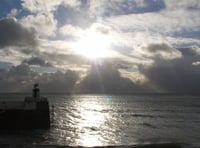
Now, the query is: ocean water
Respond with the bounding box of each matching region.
[0,94,200,147]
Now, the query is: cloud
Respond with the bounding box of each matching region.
[0,18,37,48]
[59,24,83,37]
[6,9,19,18]
[8,63,33,76]
[0,63,79,92]
[76,62,149,93]
[36,39,91,66]
[139,47,200,93]
[36,50,95,68]
[105,7,200,47]
[190,46,200,55]
[91,23,111,35]
[1,0,200,93]
[106,9,200,35]
[21,0,62,13]
[88,0,165,18]
[1,47,200,93]
[192,61,200,66]
[141,43,182,60]
[63,0,81,8]
[20,0,81,37]
[20,13,57,37]
[21,0,81,13]
[164,0,200,9]
[0,64,36,92]
[22,57,52,67]
[36,70,79,93]
[54,4,93,28]
[59,22,110,38]
[0,61,13,71]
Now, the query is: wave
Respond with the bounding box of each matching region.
[138,122,157,129]
[120,113,165,119]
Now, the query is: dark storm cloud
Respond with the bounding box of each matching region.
[22,57,52,67]
[76,62,148,93]
[142,43,182,59]
[139,48,200,93]
[145,43,175,53]
[1,46,200,93]
[0,18,37,48]
[0,64,36,92]
[0,64,79,93]
[8,64,32,76]
[37,70,79,93]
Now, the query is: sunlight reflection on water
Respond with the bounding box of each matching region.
[0,94,200,147]
[75,97,107,146]
[44,94,200,146]
[52,95,114,146]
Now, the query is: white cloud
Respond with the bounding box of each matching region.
[21,0,62,13]
[20,0,82,37]
[6,9,19,18]
[20,13,57,37]
[165,37,200,47]
[21,0,80,13]
[191,46,200,55]
[103,7,200,50]
[192,61,200,66]
[119,69,147,83]
[63,0,81,8]
[106,9,200,35]
[59,24,83,37]
[87,0,147,18]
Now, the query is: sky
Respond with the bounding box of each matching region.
[0,0,200,93]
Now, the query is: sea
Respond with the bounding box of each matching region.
[0,94,200,148]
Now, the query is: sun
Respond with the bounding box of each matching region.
[73,28,112,59]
